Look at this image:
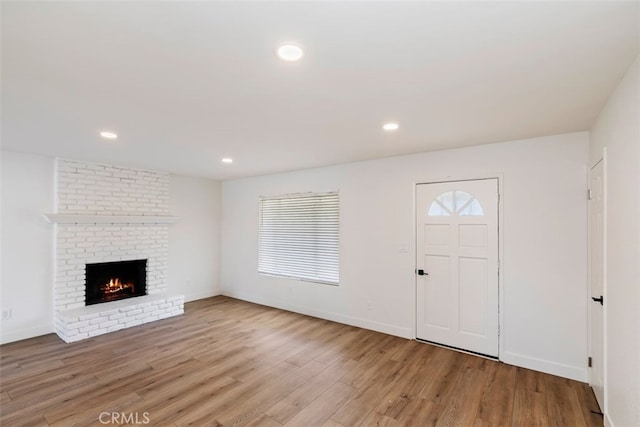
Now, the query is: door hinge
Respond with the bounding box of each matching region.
[498,324,500,337]
[588,189,592,200]
[588,356,592,367]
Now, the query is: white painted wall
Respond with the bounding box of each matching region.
[221,132,589,381]
[1,151,55,343]
[0,150,222,344]
[169,174,222,301]
[590,56,639,427]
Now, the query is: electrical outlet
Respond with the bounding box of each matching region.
[2,309,12,320]
[367,300,373,311]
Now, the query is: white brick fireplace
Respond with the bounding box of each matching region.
[46,159,184,343]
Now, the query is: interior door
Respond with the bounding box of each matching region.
[416,179,499,357]
[589,159,605,409]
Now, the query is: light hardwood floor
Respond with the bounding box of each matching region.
[1,296,601,426]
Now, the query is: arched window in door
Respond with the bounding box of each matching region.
[428,190,484,216]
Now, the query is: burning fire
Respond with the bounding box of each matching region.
[101,277,135,296]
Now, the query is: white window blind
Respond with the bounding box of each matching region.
[259,192,339,285]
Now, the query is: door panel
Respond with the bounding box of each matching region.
[459,257,488,336]
[589,160,605,409]
[458,224,487,248]
[424,255,450,328]
[416,179,499,357]
[425,224,450,247]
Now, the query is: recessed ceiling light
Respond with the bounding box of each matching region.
[222,158,233,164]
[383,123,399,131]
[99,131,118,139]
[276,43,304,62]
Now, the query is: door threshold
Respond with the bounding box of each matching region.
[415,338,498,360]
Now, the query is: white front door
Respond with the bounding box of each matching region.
[416,179,499,357]
[589,159,605,409]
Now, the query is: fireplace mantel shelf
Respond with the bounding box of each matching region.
[43,214,180,225]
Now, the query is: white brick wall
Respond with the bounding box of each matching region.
[53,159,182,342]
[56,159,169,215]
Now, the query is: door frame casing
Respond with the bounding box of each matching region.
[587,149,607,417]
[413,173,504,360]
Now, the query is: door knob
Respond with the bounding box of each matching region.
[591,296,603,306]
[417,269,428,276]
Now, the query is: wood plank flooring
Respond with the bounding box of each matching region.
[0,296,602,426]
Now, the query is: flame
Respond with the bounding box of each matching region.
[101,277,134,295]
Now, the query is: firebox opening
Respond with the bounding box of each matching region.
[85,259,147,305]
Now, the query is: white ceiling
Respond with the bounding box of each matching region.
[2,1,638,180]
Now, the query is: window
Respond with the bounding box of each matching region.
[259,192,339,285]
[428,190,484,216]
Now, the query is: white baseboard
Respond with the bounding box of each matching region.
[604,412,614,427]
[183,289,221,303]
[222,290,413,339]
[501,350,588,382]
[0,324,54,345]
